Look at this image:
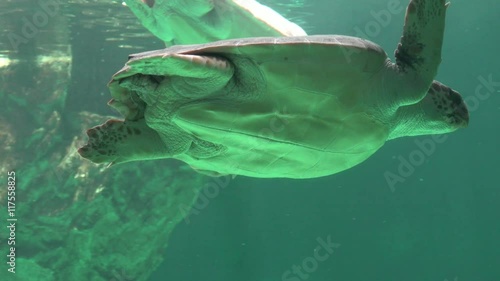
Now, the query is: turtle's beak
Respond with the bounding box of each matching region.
[429,81,469,129]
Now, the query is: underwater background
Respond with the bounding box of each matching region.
[0,0,498,281]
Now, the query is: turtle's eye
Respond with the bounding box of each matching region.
[447,89,469,127]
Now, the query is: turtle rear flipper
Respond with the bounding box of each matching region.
[115,53,234,101]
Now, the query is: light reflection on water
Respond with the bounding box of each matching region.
[0,0,313,117]
[0,0,156,57]
[0,0,313,56]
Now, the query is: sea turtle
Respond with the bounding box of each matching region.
[78,0,469,178]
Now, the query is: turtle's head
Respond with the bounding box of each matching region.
[78,119,167,165]
[388,81,469,140]
[422,81,469,127]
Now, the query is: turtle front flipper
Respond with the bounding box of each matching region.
[393,0,449,105]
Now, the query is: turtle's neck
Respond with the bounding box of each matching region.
[387,102,426,140]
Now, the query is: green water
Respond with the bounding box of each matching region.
[151,2,500,280]
[0,0,498,281]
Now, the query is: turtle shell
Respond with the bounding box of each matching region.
[111,35,392,178]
